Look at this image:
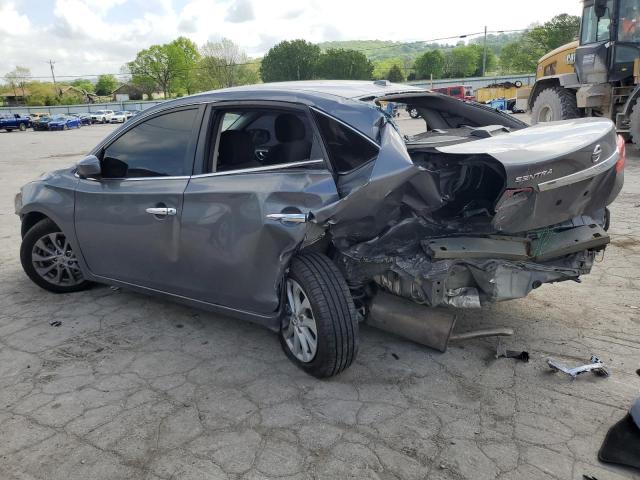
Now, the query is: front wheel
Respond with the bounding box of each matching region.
[408,107,419,118]
[20,219,91,293]
[280,253,359,378]
[531,87,579,124]
[19,123,26,131]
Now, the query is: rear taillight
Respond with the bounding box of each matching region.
[615,135,626,173]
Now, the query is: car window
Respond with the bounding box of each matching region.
[312,111,379,174]
[210,108,322,173]
[582,1,613,43]
[102,108,198,178]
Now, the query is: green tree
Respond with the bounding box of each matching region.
[386,64,404,82]
[4,66,30,98]
[260,40,320,82]
[71,78,95,94]
[413,50,444,79]
[316,48,373,80]
[169,37,200,94]
[95,74,118,96]
[499,13,580,73]
[199,38,254,89]
[528,14,580,52]
[499,40,541,73]
[468,44,497,76]
[443,46,479,78]
[126,37,199,98]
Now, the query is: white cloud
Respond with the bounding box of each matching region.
[0,0,583,79]
[0,0,31,33]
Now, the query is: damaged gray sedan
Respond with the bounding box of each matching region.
[16,81,625,377]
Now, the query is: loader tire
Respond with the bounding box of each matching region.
[629,101,640,146]
[531,87,579,124]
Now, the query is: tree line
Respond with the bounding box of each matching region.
[2,13,579,106]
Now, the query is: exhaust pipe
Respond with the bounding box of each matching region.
[367,291,513,352]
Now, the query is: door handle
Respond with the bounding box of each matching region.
[266,212,307,224]
[146,207,177,216]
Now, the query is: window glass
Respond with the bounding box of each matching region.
[312,111,379,174]
[619,0,640,41]
[102,108,198,178]
[449,87,462,96]
[581,2,612,43]
[212,109,318,172]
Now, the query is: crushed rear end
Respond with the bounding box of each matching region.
[310,104,624,310]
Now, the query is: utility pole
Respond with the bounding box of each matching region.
[482,26,488,76]
[48,59,59,96]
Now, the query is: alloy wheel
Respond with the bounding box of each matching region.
[283,278,318,363]
[31,232,84,287]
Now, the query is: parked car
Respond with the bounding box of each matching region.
[126,110,143,121]
[70,113,92,125]
[48,115,82,131]
[109,111,129,123]
[0,113,30,131]
[15,81,624,378]
[32,116,54,131]
[90,110,114,124]
[29,112,50,123]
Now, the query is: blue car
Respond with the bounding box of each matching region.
[48,115,82,131]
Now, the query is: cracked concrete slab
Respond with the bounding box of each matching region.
[0,120,639,479]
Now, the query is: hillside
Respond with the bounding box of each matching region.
[319,32,523,62]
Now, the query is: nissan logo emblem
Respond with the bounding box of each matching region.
[592,144,602,163]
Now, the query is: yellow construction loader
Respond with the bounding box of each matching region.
[528,0,640,143]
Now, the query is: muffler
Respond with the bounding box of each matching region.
[367,291,513,352]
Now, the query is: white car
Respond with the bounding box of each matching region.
[90,110,114,124]
[110,111,129,123]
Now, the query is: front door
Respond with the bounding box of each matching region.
[74,106,201,292]
[178,104,340,314]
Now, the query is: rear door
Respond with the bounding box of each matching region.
[74,106,202,291]
[177,102,340,314]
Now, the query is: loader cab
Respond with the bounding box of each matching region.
[577,0,640,84]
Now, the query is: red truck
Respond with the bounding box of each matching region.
[432,85,474,101]
[406,85,475,118]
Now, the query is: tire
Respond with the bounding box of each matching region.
[409,107,419,118]
[102,117,106,124]
[63,124,68,131]
[629,101,640,146]
[280,253,359,378]
[531,87,579,124]
[19,123,26,131]
[20,218,91,294]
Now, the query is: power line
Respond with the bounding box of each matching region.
[11,28,530,80]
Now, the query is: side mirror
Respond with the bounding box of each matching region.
[76,155,101,179]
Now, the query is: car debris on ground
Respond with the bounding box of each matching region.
[547,355,610,379]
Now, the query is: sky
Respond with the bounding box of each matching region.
[0,0,582,81]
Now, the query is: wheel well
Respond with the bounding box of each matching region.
[21,212,51,238]
[529,78,560,109]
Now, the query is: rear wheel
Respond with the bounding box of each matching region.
[531,87,579,124]
[408,107,419,118]
[20,219,91,293]
[280,253,359,378]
